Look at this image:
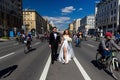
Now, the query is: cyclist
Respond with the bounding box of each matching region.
[24,33,32,50]
[98,32,120,60]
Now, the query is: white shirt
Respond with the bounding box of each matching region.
[54,33,57,39]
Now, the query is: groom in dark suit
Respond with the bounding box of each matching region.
[49,27,61,64]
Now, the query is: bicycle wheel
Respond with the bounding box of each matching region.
[24,46,28,53]
[96,52,102,67]
[109,59,120,80]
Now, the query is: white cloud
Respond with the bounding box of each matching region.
[95,1,100,3]
[61,6,76,14]
[43,16,71,30]
[78,8,83,11]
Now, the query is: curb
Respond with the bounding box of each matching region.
[0,39,9,42]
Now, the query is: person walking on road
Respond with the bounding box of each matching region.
[58,29,74,64]
[49,27,61,64]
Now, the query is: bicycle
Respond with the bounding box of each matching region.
[109,50,120,80]
[96,49,120,80]
[24,40,32,53]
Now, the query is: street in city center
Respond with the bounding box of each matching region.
[0,38,118,80]
[1,0,120,80]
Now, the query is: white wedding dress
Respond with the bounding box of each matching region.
[58,36,74,63]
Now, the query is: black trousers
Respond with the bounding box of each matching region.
[51,45,58,63]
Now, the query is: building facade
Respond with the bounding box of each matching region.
[80,15,95,34]
[96,0,120,34]
[73,19,81,33]
[0,0,23,36]
[23,9,47,35]
[68,23,74,34]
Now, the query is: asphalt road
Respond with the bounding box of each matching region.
[46,39,119,80]
[0,39,50,80]
[0,38,119,80]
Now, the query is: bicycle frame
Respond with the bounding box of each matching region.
[111,57,119,70]
[96,49,120,79]
[109,51,120,79]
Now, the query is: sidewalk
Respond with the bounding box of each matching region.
[0,38,9,42]
[46,60,84,80]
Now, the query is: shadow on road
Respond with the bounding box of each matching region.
[91,60,115,79]
[0,65,18,78]
[25,48,36,54]
[91,60,102,70]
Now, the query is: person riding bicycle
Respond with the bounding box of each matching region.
[98,32,120,60]
[24,33,32,50]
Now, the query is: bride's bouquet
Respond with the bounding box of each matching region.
[66,37,72,43]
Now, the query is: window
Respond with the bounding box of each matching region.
[114,16,116,21]
[114,1,116,7]
[111,3,112,8]
[114,9,116,14]
[111,10,113,15]
[111,17,113,22]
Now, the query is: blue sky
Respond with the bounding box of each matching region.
[23,0,99,30]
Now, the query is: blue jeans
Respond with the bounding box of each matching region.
[102,49,112,58]
[76,38,80,46]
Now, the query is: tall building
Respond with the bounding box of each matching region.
[68,23,74,34]
[80,15,95,34]
[95,0,120,34]
[46,19,53,32]
[73,19,81,33]
[0,0,23,36]
[23,9,47,35]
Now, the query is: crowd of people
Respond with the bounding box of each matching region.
[15,27,120,66]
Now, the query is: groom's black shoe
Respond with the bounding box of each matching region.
[55,58,57,61]
[51,61,54,64]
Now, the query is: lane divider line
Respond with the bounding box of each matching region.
[13,43,19,46]
[87,44,95,48]
[0,52,15,60]
[39,54,51,80]
[33,42,40,46]
[73,57,92,80]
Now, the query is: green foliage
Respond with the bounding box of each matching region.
[1,36,9,39]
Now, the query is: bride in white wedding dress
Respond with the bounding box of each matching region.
[58,29,74,64]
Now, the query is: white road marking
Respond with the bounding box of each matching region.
[13,43,19,45]
[33,42,40,46]
[73,57,92,80]
[0,43,18,49]
[39,54,51,80]
[87,44,95,48]
[0,52,15,60]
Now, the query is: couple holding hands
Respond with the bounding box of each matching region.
[49,27,74,64]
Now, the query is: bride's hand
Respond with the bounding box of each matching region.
[49,45,51,48]
[59,44,61,46]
